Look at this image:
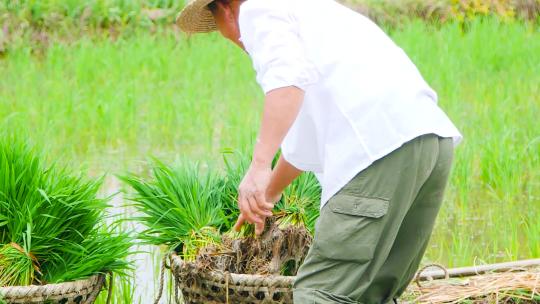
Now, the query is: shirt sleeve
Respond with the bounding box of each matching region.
[238,1,320,94]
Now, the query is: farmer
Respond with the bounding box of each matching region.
[177,0,462,303]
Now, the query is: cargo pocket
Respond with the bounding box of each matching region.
[313,194,389,263]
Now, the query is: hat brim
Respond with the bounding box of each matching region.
[176,0,218,33]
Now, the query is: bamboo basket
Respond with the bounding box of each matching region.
[0,274,106,304]
[167,253,540,304]
[169,253,295,304]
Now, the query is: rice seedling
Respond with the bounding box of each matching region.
[275,171,321,233]
[122,151,321,277]
[0,243,37,287]
[121,160,226,261]
[219,150,321,234]
[220,149,251,231]
[207,151,321,276]
[254,172,321,276]
[0,137,132,287]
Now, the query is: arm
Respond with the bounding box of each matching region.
[235,3,318,235]
[235,86,304,234]
[252,87,304,167]
[266,155,303,203]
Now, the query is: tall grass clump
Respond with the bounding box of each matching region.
[121,160,226,261]
[0,138,132,287]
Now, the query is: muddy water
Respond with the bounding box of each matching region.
[102,177,171,304]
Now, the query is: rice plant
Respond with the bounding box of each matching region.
[275,172,321,233]
[0,243,36,287]
[220,150,321,234]
[220,149,250,231]
[121,160,226,261]
[217,151,319,275]
[0,138,132,287]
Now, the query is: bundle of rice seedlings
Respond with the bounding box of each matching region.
[0,138,132,287]
[260,172,320,275]
[276,171,321,233]
[221,150,321,234]
[215,151,321,276]
[0,243,38,287]
[220,149,251,231]
[121,160,226,262]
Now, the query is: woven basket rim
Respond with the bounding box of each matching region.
[170,252,297,285]
[0,274,105,301]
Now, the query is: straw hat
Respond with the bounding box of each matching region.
[176,0,218,33]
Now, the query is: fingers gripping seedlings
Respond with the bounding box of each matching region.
[126,152,321,276]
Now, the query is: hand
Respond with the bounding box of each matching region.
[234,163,274,235]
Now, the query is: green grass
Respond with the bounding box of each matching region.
[0,138,133,287]
[121,160,226,260]
[1,0,184,28]
[1,0,537,31]
[387,19,540,266]
[0,29,259,175]
[1,17,539,273]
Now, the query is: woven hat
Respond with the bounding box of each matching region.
[176,0,218,33]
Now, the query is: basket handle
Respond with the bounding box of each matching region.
[415,263,449,288]
[153,253,169,304]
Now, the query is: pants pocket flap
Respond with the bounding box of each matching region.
[330,194,389,218]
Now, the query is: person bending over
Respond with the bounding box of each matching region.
[177,0,462,303]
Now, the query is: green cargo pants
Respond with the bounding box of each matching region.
[293,134,454,304]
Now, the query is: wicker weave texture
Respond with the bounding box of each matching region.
[0,275,105,304]
[175,0,217,33]
[170,253,295,304]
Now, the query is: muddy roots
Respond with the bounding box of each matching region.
[195,217,312,276]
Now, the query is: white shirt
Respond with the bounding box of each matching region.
[239,0,463,207]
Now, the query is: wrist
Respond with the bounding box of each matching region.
[265,191,282,204]
[265,180,282,204]
[251,138,277,169]
[250,156,272,170]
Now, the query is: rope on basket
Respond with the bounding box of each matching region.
[83,274,108,304]
[169,253,181,304]
[415,263,449,288]
[154,253,169,304]
[105,273,113,304]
